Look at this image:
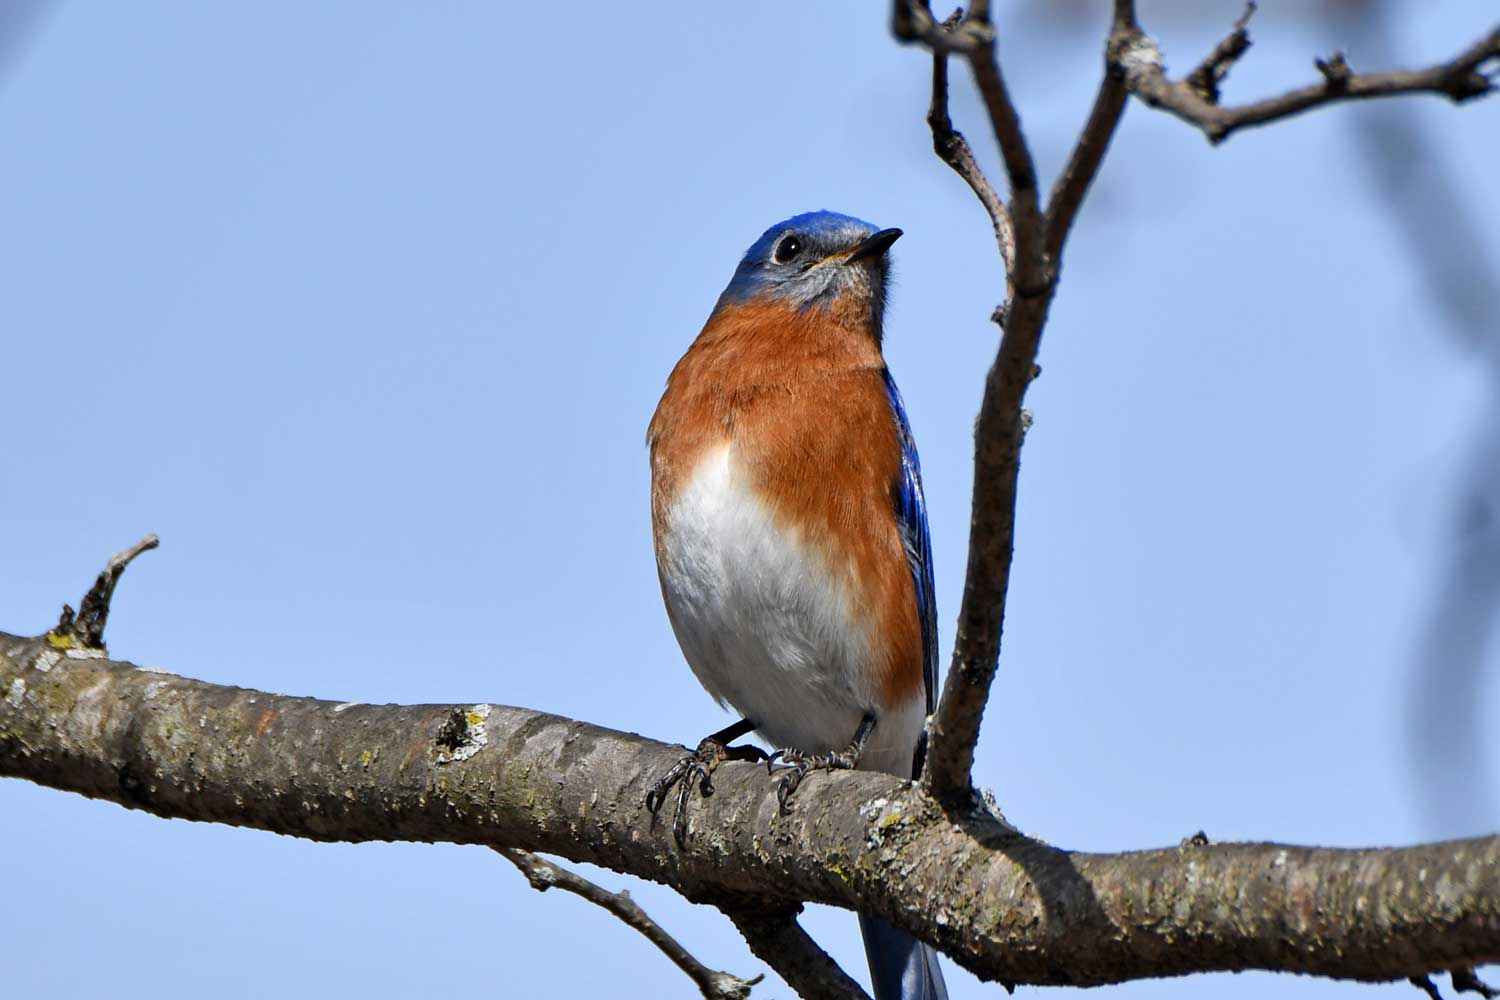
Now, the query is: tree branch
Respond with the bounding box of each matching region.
[497,847,763,1000]
[925,9,1014,307]
[902,0,1132,805]
[962,14,1043,297]
[1043,1,1135,263]
[725,908,872,1000]
[897,0,1052,806]
[5,633,1500,988]
[896,0,1500,811]
[1120,12,1500,145]
[48,532,157,651]
[1182,1,1256,106]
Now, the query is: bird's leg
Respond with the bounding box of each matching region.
[645,717,768,846]
[766,713,876,813]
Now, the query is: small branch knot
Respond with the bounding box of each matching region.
[433,704,492,764]
[892,0,987,54]
[48,534,159,651]
[1185,1,1256,104]
[1117,34,1166,97]
[890,0,924,42]
[1443,66,1496,102]
[1315,52,1352,92]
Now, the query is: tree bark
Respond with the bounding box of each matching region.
[5,631,1498,989]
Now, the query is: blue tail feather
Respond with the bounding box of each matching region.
[859,913,947,1000]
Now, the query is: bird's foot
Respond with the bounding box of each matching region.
[765,745,862,813]
[646,725,767,847]
[765,714,876,813]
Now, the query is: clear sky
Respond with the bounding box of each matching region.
[2,3,1498,998]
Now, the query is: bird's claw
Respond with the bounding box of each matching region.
[646,735,768,846]
[766,745,860,813]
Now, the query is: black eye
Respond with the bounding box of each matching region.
[772,234,803,264]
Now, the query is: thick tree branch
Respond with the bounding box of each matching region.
[497,847,762,1000]
[5,634,1500,989]
[1119,11,1500,145]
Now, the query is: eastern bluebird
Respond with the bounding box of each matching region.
[645,211,946,1000]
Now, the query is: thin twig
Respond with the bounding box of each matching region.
[51,533,159,650]
[1183,1,1257,105]
[962,10,1045,295]
[724,908,871,1000]
[891,0,984,55]
[1043,0,1136,262]
[926,8,1014,307]
[497,848,763,1000]
[1122,19,1500,145]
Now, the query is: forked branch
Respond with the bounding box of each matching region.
[1120,7,1500,145]
[925,9,1014,306]
[895,0,1499,806]
[497,848,763,1000]
[898,0,1131,804]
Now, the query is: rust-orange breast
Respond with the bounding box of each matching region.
[648,300,924,711]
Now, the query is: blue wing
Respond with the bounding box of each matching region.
[881,370,938,753]
[873,373,950,999]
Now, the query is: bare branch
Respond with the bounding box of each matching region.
[1043,0,1135,262]
[963,17,1044,295]
[892,1,985,56]
[898,0,1499,811]
[896,0,1053,805]
[49,533,158,650]
[497,848,762,1000]
[924,9,1015,308]
[1183,1,1256,105]
[906,0,1132,803]
[725,908,871,1000]
[1121,19,1500,145]
[7,634,1500,987]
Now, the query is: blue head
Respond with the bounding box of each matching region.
[714,210,901,324]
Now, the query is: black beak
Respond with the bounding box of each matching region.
[845,227,903,264]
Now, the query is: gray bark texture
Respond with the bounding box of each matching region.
[4,630,1498,990]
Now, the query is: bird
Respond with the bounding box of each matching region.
[645,210,947,1000]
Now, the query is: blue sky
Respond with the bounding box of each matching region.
[2,3,1498,998]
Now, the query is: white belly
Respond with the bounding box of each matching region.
[656,445,922,775]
